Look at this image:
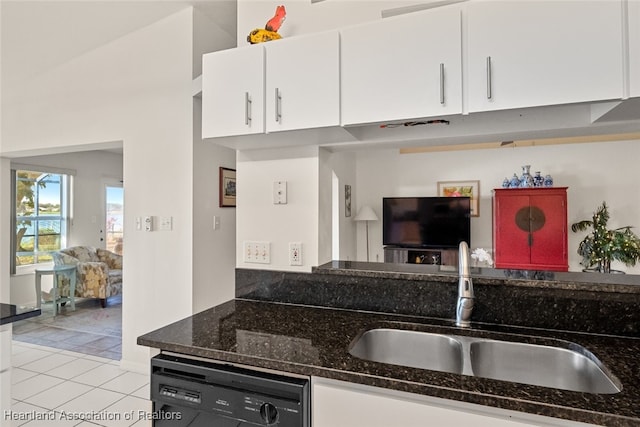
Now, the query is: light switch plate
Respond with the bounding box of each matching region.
[244,241,271,264]
[273,181,287,204]
[144,216,153,232]
[159,216,173,231]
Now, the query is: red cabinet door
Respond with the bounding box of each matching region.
[529,193,567,268]
[493,188,568,271]
[494,194,532,266]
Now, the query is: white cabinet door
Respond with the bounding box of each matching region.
[466,0,624,113]
[264,31,340,132]
[630,0,640,97]
[202,45,265,138]
[341,6,462,126]
[312,378,598,427]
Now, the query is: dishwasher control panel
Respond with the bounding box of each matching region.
[159,386,201,404]
[151,354,309,427]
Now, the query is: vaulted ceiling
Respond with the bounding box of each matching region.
[1,0,236,90]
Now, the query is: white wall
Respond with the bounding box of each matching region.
[324,150,357,261]
[1,8,196,371]
[354,139,640,274]
[237,0,430,46]
[236,146,320,271]
[191,7,237,313]
[193,97,237,313]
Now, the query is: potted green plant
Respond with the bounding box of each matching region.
[571,202,640,273]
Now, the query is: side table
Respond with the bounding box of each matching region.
[34,264,77,316]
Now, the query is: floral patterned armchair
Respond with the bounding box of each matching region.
[52,246,122,307]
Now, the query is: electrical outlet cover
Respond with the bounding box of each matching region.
[289,242,302,266]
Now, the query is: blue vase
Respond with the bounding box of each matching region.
[508,174,520,188]
[502,177,510,188]
[533,171,544,187]
[519,165,534,188]
[544,174,554,187]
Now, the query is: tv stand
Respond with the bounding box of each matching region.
[383,247,458,266]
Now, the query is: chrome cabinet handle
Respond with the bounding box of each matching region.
[486,56,493,100]
[439,63,445,105]
[275,88,282,123]
[245,92,252,126]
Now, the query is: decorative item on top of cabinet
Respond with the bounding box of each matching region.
[247,5,287,44]
[493,187,568,272]
[571,202,640,273]
[501,166,552,189]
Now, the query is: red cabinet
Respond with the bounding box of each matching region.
[493,188,568,272]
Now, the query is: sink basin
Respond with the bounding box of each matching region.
[469,339,621,394]
[349,329,464,374]
[349,328,621,394]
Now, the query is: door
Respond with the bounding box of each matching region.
[529,194,567,269]
[494,193,532,267]
[105,184,123,255]
[202,44,265,138]
[341,5,462,125]
[265,30,340,132]
[466,0,623,112]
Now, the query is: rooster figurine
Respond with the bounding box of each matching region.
[247,5,287,44]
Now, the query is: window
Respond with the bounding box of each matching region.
[13,168,70,269]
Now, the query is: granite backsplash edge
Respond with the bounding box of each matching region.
[236,265,640,337]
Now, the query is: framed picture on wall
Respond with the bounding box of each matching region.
[345,184,352,217]
[437,180,480,217]
[219,167,236,207]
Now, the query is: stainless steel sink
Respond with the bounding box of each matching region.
[349,328,621,394]
[469,339,621,394]
[349,329,464,374]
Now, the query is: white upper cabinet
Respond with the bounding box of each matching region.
[341,6,462,126]
[466,0,624,113]
[202,44,265,138]
[630,0,640,97]
[264,31,340,133]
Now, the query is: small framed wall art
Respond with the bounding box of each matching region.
[219,167,237,207]
[345,184,352,217]
[437,180,480,217]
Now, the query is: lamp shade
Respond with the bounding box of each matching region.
[354,205,378,222]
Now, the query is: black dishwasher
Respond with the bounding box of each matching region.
[150,354,310,427]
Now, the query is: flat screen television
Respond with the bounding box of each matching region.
[382,197,470,248]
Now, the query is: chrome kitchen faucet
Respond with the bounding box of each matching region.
[456,241,474,327]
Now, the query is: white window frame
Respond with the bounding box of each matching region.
[11,164,75,275]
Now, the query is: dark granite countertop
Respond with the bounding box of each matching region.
[0,303,40,325]
[314,261,640,294]
[138,298,640,426]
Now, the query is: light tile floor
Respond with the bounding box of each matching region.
[9,341,152,427]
